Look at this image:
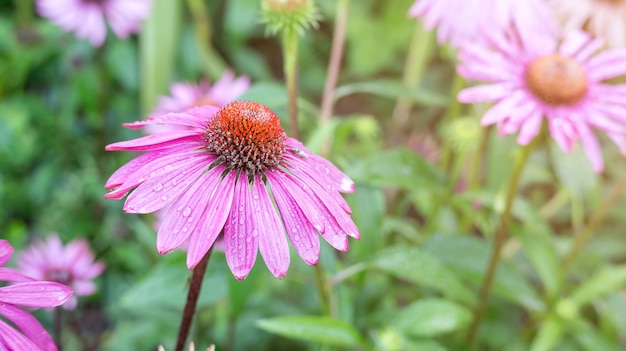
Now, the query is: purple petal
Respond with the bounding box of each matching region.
[0,303,57,351]
[586,48,626,81]
[481,91,526,126]
[269,178,321,265]
[156,164,225,254]
[123,155,212,213]
[186,170,237,269]
[0,268,36,283]
[252,175,290,279]
[517,109,542,145]
[0,240,13,266]
[105,133,203,152]
[575,121,604,173]
[224,174,259,280]
[0,282,72,308]
[122,111,210,130]
[0,319,42,351]
[458,83,514,103]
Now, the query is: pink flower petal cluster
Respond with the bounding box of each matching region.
[37,0,152,47]
[17,235,105,310]
[105,102,359,280]
[0,240,73,351]
[154,71,251,115]
[457,27,626,172]
[409,0,556,48]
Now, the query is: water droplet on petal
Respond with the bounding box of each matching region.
[294,235,300,242]
[161,196,168,201]
[252,229,259,237]
[153,183,164,192]
[183,207,192,217]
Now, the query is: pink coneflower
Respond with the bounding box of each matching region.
[37,0,152,47]
[549,0,626,48]
[154,71,251,114]
[457,28,626,172]
[0,240,73,351]
[17,235,105,310]
[105,101,358,280]
[409,0,556,47]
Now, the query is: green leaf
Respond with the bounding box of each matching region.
[256,316,365,347]
[424,234,544,311]
[530,315,565,351]
[345,185,385,260]
[569,319,620,351]
[334,80,449,107]
[140,0,181,113]
[569,265,626,306]
[348,148,445,191]
[374,246,476,305]
[392,299,472,337]
[106,39,138,91]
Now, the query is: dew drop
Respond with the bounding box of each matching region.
[182,227,188,233]
[183,207,192,217]
[161,196,168,201]
[171,179,178,186]
[238,233,244,239]
[187,217,193,223]
[246,237,251,243]
[153,183,164,192]
[294,235,300,242]
[253,194,259,200]
[239,206,244,212]
[252,229,259,237]
[291,227,297,233]
[239,217,245,225]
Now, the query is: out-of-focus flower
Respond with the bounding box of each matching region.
[36,0,152,47]
[549,0,626,48]
[409,0,557,48]
[105,101,358,280]
[17,234,105,310]
[0,240,73,351]
[154,71,251,115]
[457,28,626,172]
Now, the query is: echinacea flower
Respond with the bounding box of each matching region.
[37,0,152,47]
[0,240,73,351]
[17,234,105,310]
[154,71,251,115]
[457,28,626,172]
[409,0,556,48]
[549,0,626,48]
[105,101,358,279]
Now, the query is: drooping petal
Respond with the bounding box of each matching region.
[0,303,57,351]
[186,170,237,269]
[105,133,203,152]
[0,282,72,308]
[122,112,210,131]
[224,174,259,280]
[252,175,290,279]
[0,319,42,351]
[0,268,35,283]
[0,240,13,266]
[575,120,604,172]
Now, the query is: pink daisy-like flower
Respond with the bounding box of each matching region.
[0,240,73,351]
[37,0,152,47]
[154,71,251,115]
[549,0,626,48]
[457,27,626,172]
[17,234,105,310]
[104,101,358,280]
[409,0,556,47]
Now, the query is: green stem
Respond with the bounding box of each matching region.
[314,264,331,316]
[439,74,465,172]
[466,143,534,344]
[391,21,433,128]
[186,0,227,80]
[561,171,626,274]
[54,307,63,351]
[175,248,213,351]
[283,29,300,139]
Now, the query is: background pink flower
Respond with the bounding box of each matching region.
[457,28,626,172]
[409,0,557,48]
[17,235,105,310]
[37,0,152,47]
[105,102,358,280]
[0,240,73,351]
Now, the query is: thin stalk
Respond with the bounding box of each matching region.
[283,29,300,139]
[186,0,226,80]
[175,248,213,351]
[314,264,331,316]
[392,21,433,128]
[561,171,626,274]
[466,144,534,344]
[439,74,465,172]
[54,307,63,351]
[319,0,349,153]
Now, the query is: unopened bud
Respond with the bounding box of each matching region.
[261,0,320,36]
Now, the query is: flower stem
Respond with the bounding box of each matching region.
[314,264,331,316]
[185,0,227,80]
[320,0,349,126]
[466,143,534,344]
[561,171,626,274]
[392,21,433,128]
[175,248,213,351]
[283,29,300,139]
[54,307,63,351]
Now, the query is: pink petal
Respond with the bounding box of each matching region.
[123,112,208,131]
[253,175,290,279]
[517,109,543,145]
[224,174,259,280]
[0,319,42,351]
[558,30,592,58]
[156,165,226,254]
[457,83,514,103]
[0,240,13,266]
[0,303,57,351]
[0,268,36,283]
[586,48,626,81]
[186,170,237,269]
[0,282,72,308]
[105,133,203,152]
[575,121,604,172]
[481,91,526,126]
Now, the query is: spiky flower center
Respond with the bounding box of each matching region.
[525,54,588,106]
[206,101,287,174]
